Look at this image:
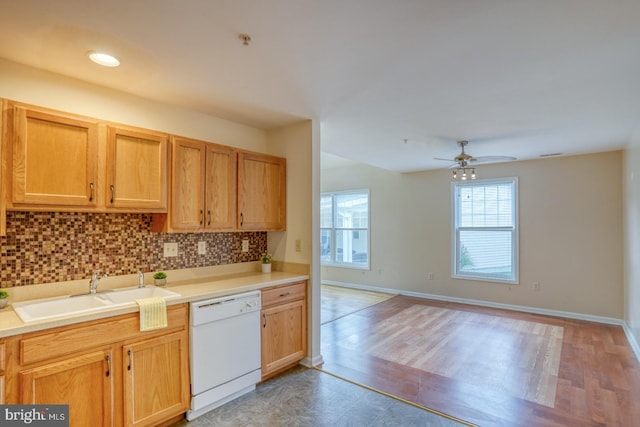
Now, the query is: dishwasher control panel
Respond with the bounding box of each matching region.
[190,290,261,326]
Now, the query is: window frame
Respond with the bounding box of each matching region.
[451,177,519,284]
[321,189,370,270]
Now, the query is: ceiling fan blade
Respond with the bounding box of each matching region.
[470,155,517,163]
[434,157,455,162]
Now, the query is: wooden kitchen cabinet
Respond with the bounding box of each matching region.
[106,125,168,211]
[123,331,189,427]
[169,136,236,231]
[237,150,286,231]
[260,281,307,380]
[19,348,114,426]
[0,340,5,404]
[11,104,99,207]
[5,304,189,427]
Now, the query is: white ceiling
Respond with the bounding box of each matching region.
[1,0,639,172]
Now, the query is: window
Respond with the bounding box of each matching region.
[452,177,518,284]
[321,190,369,269]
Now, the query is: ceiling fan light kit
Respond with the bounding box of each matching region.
[435,140,516,181]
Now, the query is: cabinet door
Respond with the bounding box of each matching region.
[19,349,113,427]
[171,136,205,230]
[123,331,189,427]
[106,125,168,210]
[237,151,286,230]
[261,299,306,378]
[12,106,98,207]
[204,143,236,231]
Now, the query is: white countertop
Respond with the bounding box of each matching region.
[0,268,309,338]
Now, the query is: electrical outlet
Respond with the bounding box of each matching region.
[295,239,301,252]
[163,242,178,257]
[242,239,249,253]
[532,281,540,291]
[428,272,434,280]
[198,241,206,255]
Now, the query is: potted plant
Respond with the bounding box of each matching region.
[153,271,167,286]
[261,253,272,273]
[0,290,9,309]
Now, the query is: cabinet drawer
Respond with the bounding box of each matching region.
[262,282,306,308]
[20,304,187,365]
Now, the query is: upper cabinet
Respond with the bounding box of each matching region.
[237,151,286,231]
[12,105,99,207]
[106,125,168,211]
[170,136,236,231]
[4,102,168,214]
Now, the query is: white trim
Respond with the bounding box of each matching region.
[623,322,640,363]
[322,280,623,326]
[300,354,324,368]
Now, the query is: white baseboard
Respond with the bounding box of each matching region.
[322,280,623,326]
[623,323,640,363]
[300,354,324,368]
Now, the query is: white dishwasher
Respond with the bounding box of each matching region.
[187,290,262,420]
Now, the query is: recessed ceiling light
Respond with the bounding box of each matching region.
[88,51,120,67]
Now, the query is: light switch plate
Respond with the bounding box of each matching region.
[198,241,206,255]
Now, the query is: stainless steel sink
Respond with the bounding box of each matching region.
[12,286,180,323]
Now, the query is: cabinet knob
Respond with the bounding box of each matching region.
[89,182,94,202]
[200,209,204,225]
[105,354,111,377]
[110,184,115,204]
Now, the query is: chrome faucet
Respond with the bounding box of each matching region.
[138,271,145,288]
[89,269,108,294]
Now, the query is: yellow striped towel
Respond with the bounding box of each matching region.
[136,296,168,331]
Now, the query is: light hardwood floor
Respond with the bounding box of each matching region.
[320,294,640,427]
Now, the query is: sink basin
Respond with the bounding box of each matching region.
[101,286,180,304]
[13,294,112,322]
[12,286,181,323]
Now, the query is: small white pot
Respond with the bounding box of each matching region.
[154,278,167,286]
[261,263,272,273]
[0,298,8,309]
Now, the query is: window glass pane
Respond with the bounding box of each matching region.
[335,230,368,266]
[320,229,332,263]
[335,193,368,228]
[458,230,513,279]
[459,183,513,227]
[320,195,333,228]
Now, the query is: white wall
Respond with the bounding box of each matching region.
[322,151,624,319]
[624,134,640,350]
[0,58,267,151]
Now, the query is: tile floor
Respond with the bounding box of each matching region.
[173,366,468,427]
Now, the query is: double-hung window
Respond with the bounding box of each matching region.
[452,177,518,284]
[321,189,370,269]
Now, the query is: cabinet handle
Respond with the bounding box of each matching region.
[207,210,211,226]
[110,184,115,204]
[200,209,204,225]
[240,212,244,226]
[105,354,111,377]
[127,349,133,371]
[263,313,266,328]
[89,182,94,202]
[279,292,291,297]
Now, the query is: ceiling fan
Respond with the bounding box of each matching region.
[435,140,516,180]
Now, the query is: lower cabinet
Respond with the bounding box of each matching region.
[123,332,190,427]
[19,349,114,426]
[6,304,190,427]
[261,281,307,380]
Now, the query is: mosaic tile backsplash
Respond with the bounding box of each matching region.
[0,211,266,287]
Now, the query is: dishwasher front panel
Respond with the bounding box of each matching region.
[190,307,261,396]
